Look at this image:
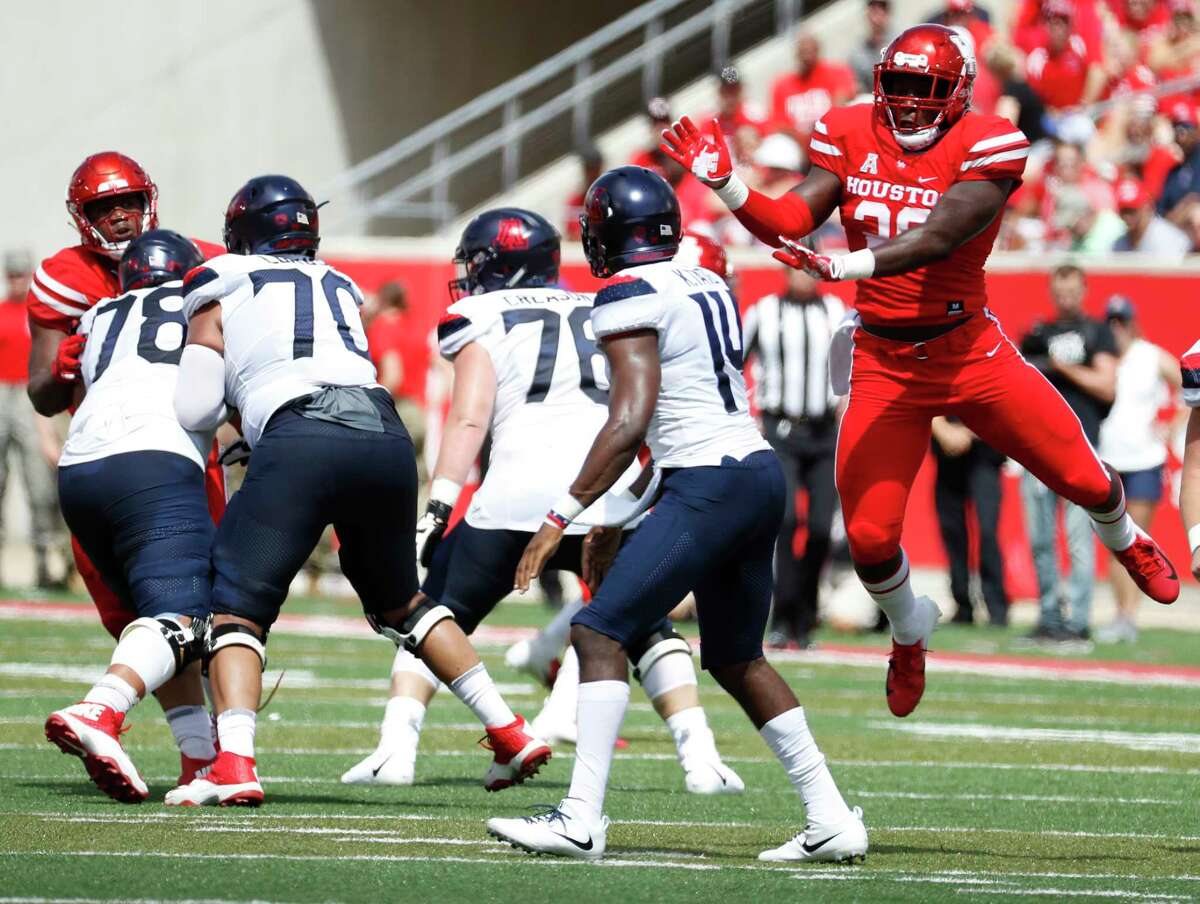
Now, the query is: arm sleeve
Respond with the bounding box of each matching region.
[958,120,1031,186]
[731,189,817,248]
[1183,340,1200,408]
[591,276,666,338]
[175,345,228,432]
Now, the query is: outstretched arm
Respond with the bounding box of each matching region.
[514,330,660,590]
[660,116,840,246]
[776,178,1013,281]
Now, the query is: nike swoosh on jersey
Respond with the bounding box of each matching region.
[801,831,841,854]
[986,341,1003,357]
[917,176,938,184]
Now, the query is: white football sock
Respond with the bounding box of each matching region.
[393,646,441,692]
[760,706,851,827]
[862,551,924,644]
[380,696,426,750]
[1090,497,1137,552]
[666,706,719,764]
[165,704,217,760]
[217,708,257,759]
[536,645,580,723]
[449,663,515,729]
[109,622,178,696]
[564,680,629,823]
[84,673,139,715]
[533,597,584,660]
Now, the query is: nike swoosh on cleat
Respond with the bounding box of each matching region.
[801,831,841,854]
[371,754,392,778]
[553,831,594,851]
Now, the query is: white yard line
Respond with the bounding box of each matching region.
[873,721,1200,753]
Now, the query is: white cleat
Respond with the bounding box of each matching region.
[758,806,868,863]
[682,757,745,795]
[44,703,148,804]
[504,639,561,689]
[341,747,416,786]
[164,750,264,807]
[487,803,608,860]
[529,706,578,746]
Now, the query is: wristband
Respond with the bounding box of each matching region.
[714,172,750,211]
[1189,523,1200,555]
[430,477,462,508]
[838,248,876,281]
[546,493,585,529]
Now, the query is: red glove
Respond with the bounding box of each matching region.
[51,334,86,384]
[659,116,733,187]
[773,237,840,280]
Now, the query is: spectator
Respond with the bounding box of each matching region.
[770,32,856,139]
[942,0,996,59]
[1096,296,1182,643]
[1028,141,1117,246]
[0,251,62,589]
[931,418,1009,627]
[1157,101,1200,218]
[743,264,844,650]
[849,0,895,93]
[989,42,1052,144]
[1013,0,1105,59]
[1019,265,1118,644]
[366,281,429,468]
[564,145,604,241]
[1147,0,1200,81]
[1024,0,1107,111]
[1113,177,1192,253]
[1050,182,1128,251]
[709,67,768,157]
[1113,0,1171,41]
[629,96,674,177]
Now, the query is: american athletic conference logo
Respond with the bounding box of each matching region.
[495,218,530,251]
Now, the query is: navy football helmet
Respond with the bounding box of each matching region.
[118,229,204,292]
[224,175,320,256]
[449,207,560,301]
[580,165,680,278]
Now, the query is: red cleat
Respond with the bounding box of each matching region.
[178,753,217,787]
[45,703,148,803]
[164,750,263,807]
[481,715,552,791]
[884,596,940,718]
[1114,530,1179,605]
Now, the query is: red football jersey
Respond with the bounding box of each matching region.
[770,62,857,137]
[27,239,225,333]
[807,104,1029,325]
[1025,35,1098,109]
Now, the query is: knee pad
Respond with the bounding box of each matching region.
[629,629,693,687]
[368,602,454,653]
[118,615,202,675]
[204,622,268,675]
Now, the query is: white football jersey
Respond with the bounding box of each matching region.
[182,253,378,448]
[439,287,644,533]
[590,260,769,468]
[60,281,210,469]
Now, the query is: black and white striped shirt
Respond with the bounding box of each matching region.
[743,291,844,421]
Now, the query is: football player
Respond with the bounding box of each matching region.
[486,166,866,863]
[43,231,217,802]
[662,24,1179,718]
[341,210,741,796]
[29,153,224,787]
[1181,342,1200,581]
[166,177,546,807]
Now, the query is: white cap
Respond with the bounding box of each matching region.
[754,133,804,172]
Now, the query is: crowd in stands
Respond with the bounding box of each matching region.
[566,0,1200,257]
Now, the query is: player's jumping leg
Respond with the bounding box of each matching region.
[835,378,941,717]
[506,595,583,687]
[341,648,440,786]
[960,331,1179,605]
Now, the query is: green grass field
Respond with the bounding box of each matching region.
[1,596,1198,904]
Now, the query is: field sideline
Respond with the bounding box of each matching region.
[1,594,1197,904]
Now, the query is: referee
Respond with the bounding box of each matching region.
[744,265,844,649]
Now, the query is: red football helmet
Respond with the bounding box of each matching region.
[65,152,159,260]
[873,24,975,151]
[676,228,732,282]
